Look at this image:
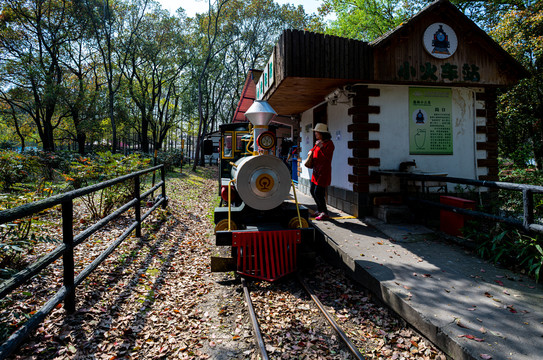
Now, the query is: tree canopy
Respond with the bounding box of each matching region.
[0,0,541,170]
[0,0,312,161]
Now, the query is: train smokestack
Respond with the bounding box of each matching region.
[245,100,277,153]
[245,100,276,127]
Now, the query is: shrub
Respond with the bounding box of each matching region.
[0,221,33,279]
[156,150,184,172]
[0,220,59,279]
[464,220,543,282]
[63,152,151,219]
[499,161,543,220]
[456,162,543,282]
[0,151,31,191]
[0,140,15,150]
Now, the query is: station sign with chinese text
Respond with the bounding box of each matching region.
[398,61,481,83]
[256,52,274,100]
[397,22,480,83]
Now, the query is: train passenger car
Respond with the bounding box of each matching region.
[210,101,315,282]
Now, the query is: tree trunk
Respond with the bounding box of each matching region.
[141,114,150,153]
[42,118,55,152]
[200,138,206,167]
[109,89,117,153]
[10,110,25,151]
[77,133,86,154]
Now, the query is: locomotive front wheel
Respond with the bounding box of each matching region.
[214,219,238,233]
[288,217,309,229]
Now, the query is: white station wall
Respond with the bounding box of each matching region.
[298,85,479,193]
[368,85,478,192]
[299,101,353,191]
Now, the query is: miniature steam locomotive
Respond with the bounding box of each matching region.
[210,101,314,282]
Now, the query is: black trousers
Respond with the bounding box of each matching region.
[310,182,328,214]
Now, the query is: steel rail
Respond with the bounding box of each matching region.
[297,274,367,360]
[241,278,269,360]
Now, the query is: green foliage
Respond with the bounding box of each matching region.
[518,236,543,283]
[0,220,59,279]
[464,222,543,282]
[156,150,184,172]
[0,221,32,279]
[497,77,543,168]
[498,162,543,218]
[489,1,542,71]
[32,151,71,181]
[0,150,81,192]
[451,0,527,31]
[314,0,430,41]
[62,152,151,219]
[491,2,543,168]
[0,140,15,150]
[459,161,543,282]
[63,151,150,187]
[0,151,49,192]
[0,151,29,191]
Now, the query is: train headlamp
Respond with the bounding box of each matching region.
[256,131,276,150]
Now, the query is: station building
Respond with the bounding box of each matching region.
[232,0,527,217]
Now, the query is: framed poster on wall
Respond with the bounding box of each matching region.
[409,87,452,155]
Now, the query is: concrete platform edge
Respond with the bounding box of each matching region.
[314,226,476,360]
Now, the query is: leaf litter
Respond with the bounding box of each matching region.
[3,167,446,359]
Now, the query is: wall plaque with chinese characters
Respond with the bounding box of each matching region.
[409,88,453,155]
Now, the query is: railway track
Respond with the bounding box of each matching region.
[232,257,446,359]
[241,275,366,360]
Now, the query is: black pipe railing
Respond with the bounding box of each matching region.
[372,171,543,234]
[0,164,167,358]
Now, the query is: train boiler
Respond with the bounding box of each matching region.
[211,101,314,282]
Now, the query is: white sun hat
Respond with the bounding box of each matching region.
[312,123,329,133]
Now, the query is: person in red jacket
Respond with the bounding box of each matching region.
[308,123,335,220]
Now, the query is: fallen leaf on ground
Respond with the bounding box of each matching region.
[458,334,484,342]
[455,318,469,328]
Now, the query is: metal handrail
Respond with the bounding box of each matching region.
[373,170,543,193]
[291,180,304,228]
[372,170,543,234]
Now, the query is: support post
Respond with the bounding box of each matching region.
[62,199,75,314]
[135,175,142,237]
[523,189,533,232]
[161,165,167,209]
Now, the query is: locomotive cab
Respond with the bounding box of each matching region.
[211,101,314,282]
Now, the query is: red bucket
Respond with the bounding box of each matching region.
[440,196,475,236]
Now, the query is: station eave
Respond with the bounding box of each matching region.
[260,29,373,116]
[266,77,358,116]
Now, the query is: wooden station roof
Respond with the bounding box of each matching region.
[263,30,373,116]
[370,0,529,86]
[254,0,528,117]
[232,69,261,123]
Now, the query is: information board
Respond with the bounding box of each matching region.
[409,87,453,155]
